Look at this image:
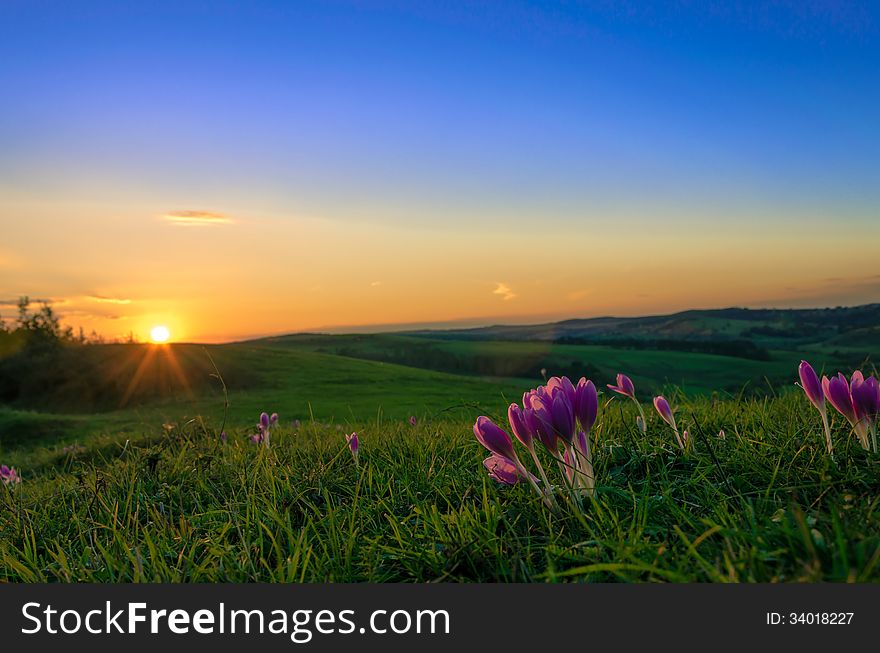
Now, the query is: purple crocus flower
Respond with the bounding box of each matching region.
[250,432,264,444]
[798,361,825,412]
[851,373,879,423]
[576,429,589,454]
[653,396,676,430]
[653,395,685,450]
[1,465,21,486]
[220,431,227,443]
[260,412,271,430]
[546,376,577,407]
[550,392,576,443]
[799,360,833,454]
[822,373,857,425]
[527,394,558,452]
[346,432,359,452]
[607,373,636,399]
[270,413,279,425]
[851,373,879,451]
[574,377,598,432]
[473,416,517,460]
[508,403,533,449]
[482,454,536,486]
[345,432,360,464]
[409,416,417,427]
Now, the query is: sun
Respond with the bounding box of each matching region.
[150,325,171,344]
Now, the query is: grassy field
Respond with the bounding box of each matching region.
[0,338,878,581]
[257,332,871,394]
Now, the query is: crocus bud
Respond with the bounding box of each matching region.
[526,397,558,452]
[473,416,517,460]
[525,404,557,452]
[852,375,879,424]
[577,429,589,455]
[653,396,676,430]
[409,416,417,427]
[798,361,824,412]
[270,412,279,424]
[482,454,535,486]
[508,403,533,448]
[547,376,577,406]
[636,415,646,433]
[550,392,576,443]
[608,373,635,399]
[260,412,271,430]
[346,432,359,455]
[574,378,598,432]
[823,374,856,425]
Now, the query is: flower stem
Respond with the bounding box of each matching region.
[631,398,647,433]
[820,409,833,455]
[528,446,557,508]
[513,452,553,509]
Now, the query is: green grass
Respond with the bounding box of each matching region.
[1,338,878,582]
[1,391,879,582]
[260,333,865,395]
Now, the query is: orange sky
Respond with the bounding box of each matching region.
[2,188,878,343]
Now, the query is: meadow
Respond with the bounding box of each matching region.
[0,326,878,582]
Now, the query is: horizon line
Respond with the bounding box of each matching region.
[195,299,878,345]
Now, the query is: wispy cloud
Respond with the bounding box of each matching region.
[162,210,234,226]
[493,282,517,301]
[370,281,382,287]
[88,295,132,305]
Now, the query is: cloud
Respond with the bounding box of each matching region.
[370,281,382,287]
[88,295,132,305]
[492,282,517,301]
[162,210,234,226]
[567,289,591,301]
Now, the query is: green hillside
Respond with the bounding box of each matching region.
[1,319,879,583]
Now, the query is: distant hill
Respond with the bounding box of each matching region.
[400,304,880,351]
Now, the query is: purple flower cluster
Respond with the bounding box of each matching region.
[799,361,879,453]
[1,464,21,486]
[250,411,278,445]
[474,375,600,506]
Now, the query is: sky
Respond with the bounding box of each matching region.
[1,0,878,342]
